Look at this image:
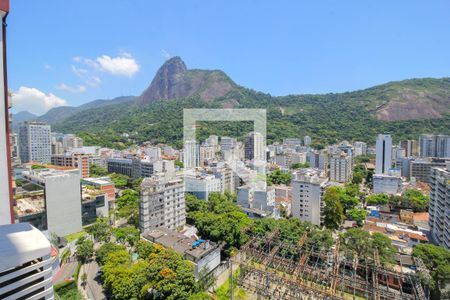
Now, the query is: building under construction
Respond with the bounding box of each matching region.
[233,230,429,300]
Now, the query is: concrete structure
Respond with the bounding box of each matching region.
[21,168,82,236]
[211,166,235,193]
[245,131,265,161]
[0,223,54,299]
[220,136,236,151]
[142,227,220,278]
[62,134,83,150]
[237,186,275,217]
[51,153,90,178]
[420,134,450,158]
[82,177,116,210]
[376,134,392,175]
[19,121,51,163]
[429,167,450,249]
[373,174,402,195]
[0,0,13,225]
[184,172,221,200]
[140,174,185,231]
[400,140,418,157]
[410,158,449,183]
[183,140,200,169]
[107,157,173,179]
[292,169,329,226]
[81,184,109,225]
[329,154,352,183]
[353,141,367,156]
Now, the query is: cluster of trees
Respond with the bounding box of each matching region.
[186,193,251,255]
[340,228,397,265]
[412,244,450,300]
[96,240,206,300]
[266,169,292,185]
[365,189,429,212]
[291,162,310,169]
[323,184,363,230]
[187,192,334,257]
[116,189,140,227]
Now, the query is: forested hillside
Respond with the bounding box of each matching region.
[52,58,450,149]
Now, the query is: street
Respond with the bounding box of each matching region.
[80,260,106,300]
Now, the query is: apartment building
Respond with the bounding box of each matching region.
[420,134,450,158]
[107,157,174,179]
[376,134,392,175]
[399,140,418,157]
[329,154,352,183]
[429,167,450,249]
[140,173,186,231]
[291,169,329,226]
[244,131,265,161]
[0,223,54,300]
[19,168,82,236]
[51,153,90,178]
[18,121,51,163]
[410,158,449,183]
[353,141,367,156]
[184,172,221,200]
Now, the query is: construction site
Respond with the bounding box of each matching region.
[232,230,430,300]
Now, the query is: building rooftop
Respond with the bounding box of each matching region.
[0,223,51,272]
[142,227,218,262]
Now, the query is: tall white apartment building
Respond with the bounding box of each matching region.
[0,223,54,300]
[19,121,51,163]
[140,173,186,232]
[329,154,352,183]
[429,167,450,249]
[220,136,236,151]
[183,140,199,169]
[292,169,329,226]
[353,141,367,156]
[244,131,265,161]
[376,134,392,175]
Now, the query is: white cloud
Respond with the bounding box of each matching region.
[56,83,86,93]
[71,65,102,87]
[12,86,67,115]
[161,49,172,59]
[96,54,140,77]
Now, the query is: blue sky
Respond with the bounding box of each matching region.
[8,1,450,115]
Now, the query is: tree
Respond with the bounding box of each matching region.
[371,232,396,264]
[267,169,291,185]
[109,173,130,188]
[116,189,140,227]
[90,163,108,177]
[347,208,368,226]
[291,162,310,169]
[135,240,154,259]
[175,160,184,168]
[413,244,450,300]
[366,194,389,206]
[112,226,139,247]
[323,187,345,230]
[81,273,88,288]
[402,189,429,212]
[76,236,94,264]
[96,242,127,266]
[85,218,111,242]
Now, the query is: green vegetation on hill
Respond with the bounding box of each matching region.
[53,78,450,148]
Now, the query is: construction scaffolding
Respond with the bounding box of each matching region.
[233,232,428,300]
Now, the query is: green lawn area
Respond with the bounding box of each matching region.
[65,231,86,243]
[54,280,82,300]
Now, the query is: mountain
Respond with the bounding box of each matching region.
[51,57,450,149]
[11,111,38,130]
[37,96,136,125]
[140,56,238,103]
